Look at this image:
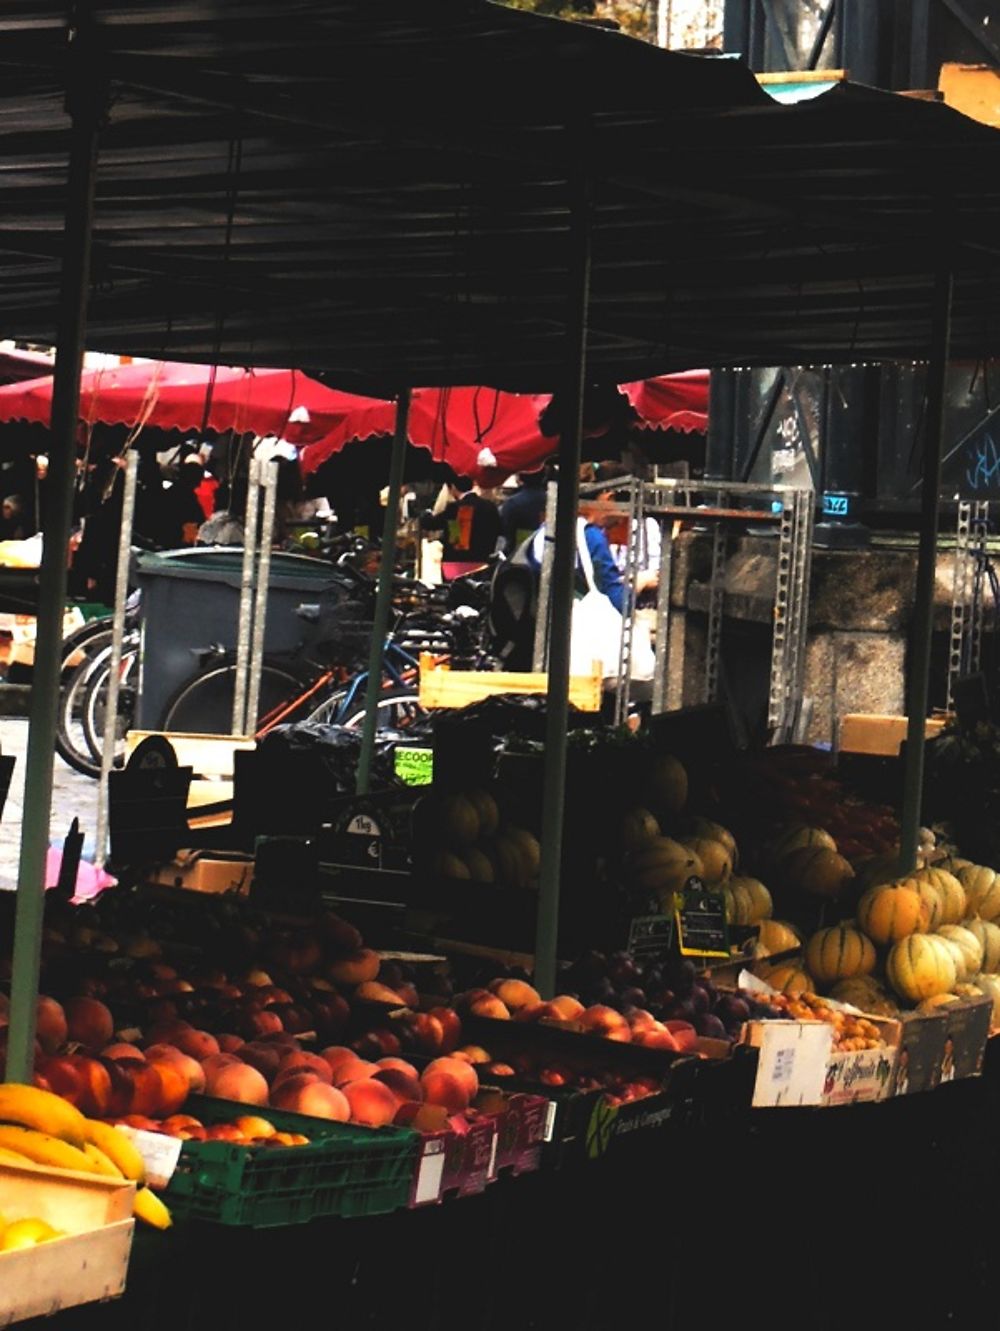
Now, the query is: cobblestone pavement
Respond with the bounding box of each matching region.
[0,717,100,890]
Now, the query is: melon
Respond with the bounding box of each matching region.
[757,919,800,954]
[854,853,905,893]
[970,972,1000,1025]
[917,993,960,1013]
[886,934,957,1002]
[628,837,702,899]
[689,818,738,865]
[722,876,772,926]
[756,963,815,995]
[957,864,1000,922]
[935,934,971,983]
[621,807,661,853]
[432,851,471,881]
[829,975,899,1017]
[914,867,966,925]
[913,879,944,933]
[805,924,876,986]
[645,755,688,818]
[438,794,481,848]
[961,918,1000,973]
[682,837,732,886]
[463,847,495,883]
[487,836,527,888]
[936,924,984,979]
[781,846,854,898]
[767,824,837,871]
[467,789,500,839]
[857,882,927,946]
[504,826,541,880]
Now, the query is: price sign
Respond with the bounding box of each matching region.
[627,914,675,963]
[394,745,434,786]
[116,1126,183,1189]
[675,879,729,959]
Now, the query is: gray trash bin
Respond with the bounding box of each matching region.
[135,548,347,730]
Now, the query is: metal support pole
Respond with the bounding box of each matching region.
[535,178,591,998]
[356,388,411,796]
[532,481,558,672]
[704,510,727,704]
[948,499,972,710]
[651,507,674,715]
[899,269,954,874]
[7,46,105,1084]
[231,458,261,736]
[93,450,138,867]
[613,479,642,726]
[244,460,278,733]
[970,501,989,676]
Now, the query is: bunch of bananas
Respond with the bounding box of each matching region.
[0,1084,171,1230]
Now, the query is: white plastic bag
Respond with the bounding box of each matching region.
[569,520,654,682]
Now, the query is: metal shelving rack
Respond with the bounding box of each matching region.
[947,499,990,710]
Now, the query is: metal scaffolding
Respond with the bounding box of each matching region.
[948,498,990,710]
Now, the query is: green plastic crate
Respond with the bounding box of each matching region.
[165,1096,419,1227]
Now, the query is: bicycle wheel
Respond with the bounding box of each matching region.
[81,645,139,769]
[55,637,113,777]
[160,659,303,735]
[298,688,348,725]
[339,689,427,733]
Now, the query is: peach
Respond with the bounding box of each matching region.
[467,995,510,1021]
[488,979,542,1012]
[549,995,586,1022]
[126,1062,167,1117]
[454,1045,491,1065]
[342,1078,398,1127]
[276,1051,333,1085]
[269,1071,319,1100]
[206,1062,269,1106]
[39,1054,86,1106]
[626,1009,659,1034]
[233,1115,276,1139]
[320,912,363,953]
[65,996,114,1050]
[454,988,491,1014]
[144,1021,192,1046]
[351,1029,402,1061]
[217,1034,246,1054]
[239,1043,286,1081]
[99,1057,136,1117]
[70,1054,113,1116]
[376,1056,419,1076]
[406,1012,445,1053]
[160,1051,205,1096]
[104,1042,144,1061]
[148,1061,190,1115]
[394,1101,449,1131]
[421,1070,471,1113]
[634,1027,680,1051]
[427,1007,462,1053]
[424,1056,479,1099]
[333,1059,378,1087]
[240,1010,284,1039]
[578,1005,632,1042]
[664,1020,698,1052]
[273,1080,350,1122]
[353,981,405,1005]
[201,1052,242,1077]
[319,1046,367,1080]
[326,949,380,986]
[373,1067,422,1103]
[35,996,68,1054]
[170,1029,220,1061]
[485,1062,515,1078]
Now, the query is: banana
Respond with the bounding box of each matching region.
[0,1084,88,1150]
[83,1142,123,1178]
[83,1120,145,1184]
[0,1146,37,1168]
[0,1124,97,1175]
[133,1187,172,1230]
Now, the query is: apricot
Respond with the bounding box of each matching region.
[326,948,380,986]
[424,1056,479,1099]
[454,1045,491,1065]
[273,1081,350,1122]
[394,1101,449,1131]
[206,1123,246,1142]
[488,979,541,1012]
[206,1062,269,1106]
[233,1115,276,1139]
[35,996,68,1054]
[373,1067,422,1103]
[485,1062,515,1078]
[170,1028,220,1061]
[467,995,510,1021]
[342,1078,398,1127]
[65,996,114,1050]
[421,1070,471,1113]
[162,1114,204,1133]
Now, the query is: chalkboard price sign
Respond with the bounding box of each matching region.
[675,879,729,959]
[627,913,675,962]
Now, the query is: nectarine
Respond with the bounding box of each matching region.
[427,1006,462,1053]
[69,1054,113,1116]
[319,1046,367,1080]
[333,1059,378,1087]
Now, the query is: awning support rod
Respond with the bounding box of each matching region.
[535,175,592,998]
[7,39,106,1083]
[356,387,411,795]
[898,266,954,875]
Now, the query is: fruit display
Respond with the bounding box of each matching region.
[745,991,889,1052]
[412,788,540,887]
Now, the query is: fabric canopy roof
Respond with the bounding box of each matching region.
[0,4,996,392]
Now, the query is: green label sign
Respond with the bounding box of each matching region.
[394,745,434,786]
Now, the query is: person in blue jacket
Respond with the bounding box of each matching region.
[522,503,626,612]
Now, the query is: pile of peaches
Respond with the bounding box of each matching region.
[126,1112,311,1147]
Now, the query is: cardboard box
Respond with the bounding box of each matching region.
[742,1019,833,1107]
[820,1016,901,1106]
[152,850,253,895]
[892,1010,948,1096]
[0,1163,135,1327]
[942,995,992,1082]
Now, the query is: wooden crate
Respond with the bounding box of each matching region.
[0,1163,135,1327]
[838,713,948,758]
[418,659,602,712]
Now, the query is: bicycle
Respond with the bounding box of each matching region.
[55,601,141,777]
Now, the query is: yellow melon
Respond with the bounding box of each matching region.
[913,879,944,933]
[970,972,1000,1025]
[757,963,815,995]
[957,864,1000,922]
[467,789,500,839]
[689,818,738,865]
[913,867,966,925]
[886,934,957,1002]
[936,924,984,979]
[463,848,495,883]
[629,837,702,898]
[767,824,837,871]
[621,808,661,853]
[722,876,772,925]
[805,924,876,986]
[682,837,732,886]
[857,882,927,945]
[961,918,1000,973]
[757,919,800,954]
[782,846,855,898]
[438,794,481,848]
[645,755,688,818]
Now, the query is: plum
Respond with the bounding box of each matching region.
[715,995,750,1025]
[695,1013,728,1040]
[690,985,710,1016]
[619,986,647,1010]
